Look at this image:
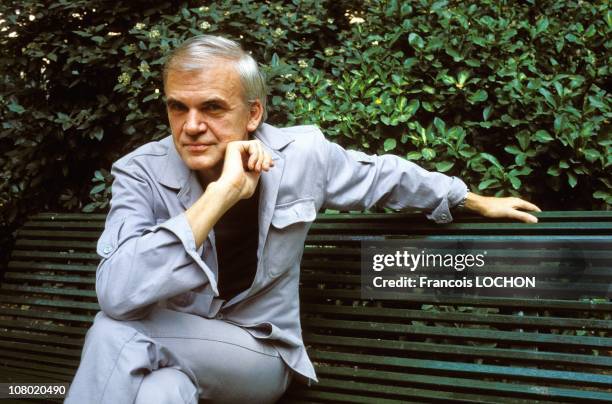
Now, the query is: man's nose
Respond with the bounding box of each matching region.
[184,110,206,135]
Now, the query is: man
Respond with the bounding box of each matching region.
[66,35,540,403]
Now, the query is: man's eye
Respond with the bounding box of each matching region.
[204,103,222,111]
[168,103,187,111]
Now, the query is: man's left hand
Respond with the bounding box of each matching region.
[464,192,541,223]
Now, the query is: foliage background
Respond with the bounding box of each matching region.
[1,0,610,267]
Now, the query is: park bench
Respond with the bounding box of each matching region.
[0,211,610,403]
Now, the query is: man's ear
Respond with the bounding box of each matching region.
[246,99,264,132]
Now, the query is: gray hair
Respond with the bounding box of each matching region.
[163,35,268,121]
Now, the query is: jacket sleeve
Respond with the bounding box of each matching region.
[322,138,468,223]
[95,158,215,320]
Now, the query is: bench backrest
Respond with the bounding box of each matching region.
[1,211,611,403]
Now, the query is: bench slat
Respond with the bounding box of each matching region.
[302,318,612,349]
[309,350,612,388]
[1,284,97,298]
[300,303,612,331]
[303,333,611,368]
[299,288,612,311]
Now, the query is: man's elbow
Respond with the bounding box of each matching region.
[96,284,153,321]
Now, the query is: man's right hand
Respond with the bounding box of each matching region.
[186,140,273,249]
[217,140,274,203]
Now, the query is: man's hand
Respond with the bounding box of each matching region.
[217,140,274,203]
[464,192,541,223]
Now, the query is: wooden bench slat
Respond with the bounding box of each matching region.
[0,341,81,359]
[15,239,97,249]
[0,357,76,377]
[10,251,99,261]
[300,377,531,404]
[0,296,99,311]
[0,322,87,338]
[8,261,97,272]
[23,221,104,230]
[16,229,100,239]
[299,288,612,311]
[30,213,107,221]
[0,365,70,384]
[309,350,612,388]
[4,272,95,284]
[315,211,612,221]
[301,303,612,331]
[303,333,612,368]
[310,222,612,234]
[1,284,97,298]
[302,318,612,349]
[0,308,94,323]
[0,334,83,349]
[315,365,612,403]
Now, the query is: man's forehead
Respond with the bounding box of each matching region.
[164,63,243,97]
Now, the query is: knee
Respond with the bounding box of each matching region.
[135,368,198,404]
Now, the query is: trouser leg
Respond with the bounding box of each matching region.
[65,311,197,404]
[66,309,291,404]
[143,309,292,403]
[135,367,198,404]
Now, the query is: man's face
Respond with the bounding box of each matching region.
[165,60,262,181]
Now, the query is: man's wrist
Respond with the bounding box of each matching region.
[464,192,487,213]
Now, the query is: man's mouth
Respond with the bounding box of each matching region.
[184,143,212,152]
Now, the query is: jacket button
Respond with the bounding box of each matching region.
[440,213,448,221]
[215,313,223,320]
[103,245,113,254]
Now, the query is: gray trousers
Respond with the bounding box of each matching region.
[65,309,292,403]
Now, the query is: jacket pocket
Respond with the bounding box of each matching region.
[271,198,317,229]
[267,198,316,278]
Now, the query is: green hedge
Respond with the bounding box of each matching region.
[1,0,610,249]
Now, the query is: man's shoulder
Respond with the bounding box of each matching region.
[257,123,326,152]
[114,136,173,168]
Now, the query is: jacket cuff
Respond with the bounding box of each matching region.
[148,212,219,295]
[426,177,469,224]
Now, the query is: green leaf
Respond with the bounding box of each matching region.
[383,138,397,152]
[435,161,454,172]
[480,152,502,169]
[483,106,492,121]
[535,17,549,35]
[406,151,422,160]
[90,183,106,194]
[82,203,97,213]
[406,99,420,115]
[408,33,424,48]
[478,179,499,191]
[534,130,553,143]
[567,172,577,188]
[433,117,445,134]
[8,102,25,114]
[91,36,105,45]
[422,148,436,160]
[504,145,522,155]
[509,176,522,190]
[468,90,488,104]
[517,132,530,150]
[583,149,601,162]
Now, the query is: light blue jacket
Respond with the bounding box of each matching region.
[95,123,468,383]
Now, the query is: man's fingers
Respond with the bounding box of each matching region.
[513,198,541,212]
[508,209,538,224]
